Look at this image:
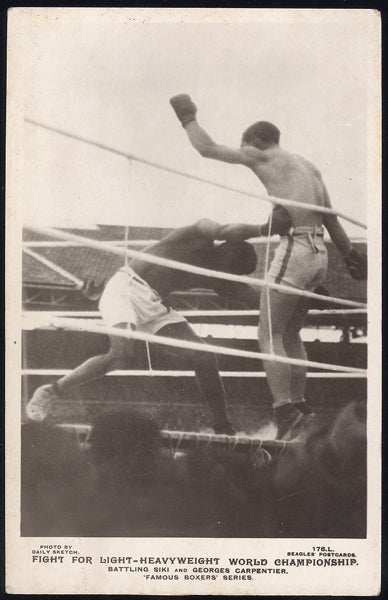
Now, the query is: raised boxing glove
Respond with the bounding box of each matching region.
[343,248,367,280]
[170,94,197,127]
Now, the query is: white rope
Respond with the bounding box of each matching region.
[264,210,274,355]
[40,316,366,375]
[22,308,367,319]
[55,423,294,449]
[145,342,154,376]
[179,308,367,316]
[161,431,288,448]
[23,247,83,287]
[22,368,366,379]
[25,118,367,230]
[21,319,365,344]
[22,238,369,248]
[124,157,134,267]
[23,240,160,248]
[25,225,366,309]
[124,226,129,266]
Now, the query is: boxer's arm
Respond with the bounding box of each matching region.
[323,214,353,256]
[166,218,271,245]
[169,94,266,165]
[322,186,367,280]
[217,223,262,241]
[185,208,289,244]
[322,187,353,256]
[185,121,265,166]
[168,207,290,245]
[218,205,292,240]
[161,219,223,244]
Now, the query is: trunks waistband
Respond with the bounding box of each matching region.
[288,226,324,237]
[118,265,171,309]
[282,226,324,254]
[118,265,150,287]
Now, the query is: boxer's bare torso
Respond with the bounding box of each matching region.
[248,146,326,228]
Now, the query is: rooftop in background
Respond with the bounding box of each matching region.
[23,225,367,303]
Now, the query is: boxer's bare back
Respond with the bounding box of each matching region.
[129,222,220,297]
[248,147,326,228]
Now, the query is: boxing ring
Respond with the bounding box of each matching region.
[22,118,367,455]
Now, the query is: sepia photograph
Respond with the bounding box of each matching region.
[6,7,381,595]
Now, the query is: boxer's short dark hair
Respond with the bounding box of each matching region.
[242,121,280,146]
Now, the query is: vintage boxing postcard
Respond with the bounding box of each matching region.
[5,7,381,595]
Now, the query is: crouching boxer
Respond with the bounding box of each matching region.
[27,209,290,435]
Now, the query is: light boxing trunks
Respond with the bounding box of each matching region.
[99,265,186,334]
[266,226,328,292]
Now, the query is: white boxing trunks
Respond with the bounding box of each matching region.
[98,266,186,334]
[266,226,328,292]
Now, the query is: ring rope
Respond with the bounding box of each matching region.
[124,226,129,267]
[263,210,274,354]
[125,157,133,267]
[22,368,367,379]
[23,247,83,287]
[55,423,296,451]
[34,315,366,375]
[25,225,366,309]
[146,341,154,376]
[25,118,367,230]
[23,240,161,248]
[22,308,367,318]
[22,238,367,248]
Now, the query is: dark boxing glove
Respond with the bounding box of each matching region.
[170,94,197,127]
[260,204,292,237]
[81,277,106,301]
[343,248,367,280]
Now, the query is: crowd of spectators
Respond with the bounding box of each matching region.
[21,402,366,538]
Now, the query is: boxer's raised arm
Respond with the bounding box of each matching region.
[170,94,266,166]
[185,122,261,165]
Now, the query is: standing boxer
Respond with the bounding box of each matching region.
[170,94,366,439]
